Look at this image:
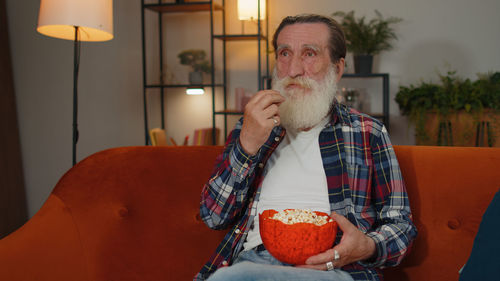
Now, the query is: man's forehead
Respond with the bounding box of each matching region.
[276,22,329,48]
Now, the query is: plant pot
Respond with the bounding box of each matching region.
[418,110,499,147]
[188,71,203,85]
[353,54,373,74]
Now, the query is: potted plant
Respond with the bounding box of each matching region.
[332,10,402,74]
[177,49,211,84]
[395,71,500,146]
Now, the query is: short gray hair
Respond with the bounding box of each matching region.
[272,14,346,64]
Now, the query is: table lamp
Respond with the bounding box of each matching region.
[238,0,266,21]
[237,0,266,34]
[37,0,114,166]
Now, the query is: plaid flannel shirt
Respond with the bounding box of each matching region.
[195,101,417,281]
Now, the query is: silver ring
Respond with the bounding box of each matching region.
[334,250,340,261]
[326,261,334,271]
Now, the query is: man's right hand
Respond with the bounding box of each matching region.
[239,90,285,155]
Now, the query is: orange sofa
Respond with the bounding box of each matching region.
[0,145,499,281]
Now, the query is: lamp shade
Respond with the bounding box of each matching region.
[238,0,266,21]
[37,0,113,42]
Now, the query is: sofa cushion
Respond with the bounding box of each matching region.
[384,146,500,281]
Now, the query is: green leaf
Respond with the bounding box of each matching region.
[332,10,402,55]
[177,49,212,74]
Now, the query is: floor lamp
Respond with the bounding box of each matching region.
[37,0,114,166]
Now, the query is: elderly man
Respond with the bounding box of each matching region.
[195,14,417,281]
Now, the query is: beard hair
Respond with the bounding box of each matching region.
[271,66,338,131]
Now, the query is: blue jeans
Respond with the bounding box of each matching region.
[207,248,355,281]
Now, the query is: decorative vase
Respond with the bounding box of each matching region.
[188,71,203,85]
[353,54,373,74]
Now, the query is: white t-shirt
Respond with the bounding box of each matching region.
[243,118,331,251]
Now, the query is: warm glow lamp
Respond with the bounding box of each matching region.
[237,0,266,21]
[37,0,113,166]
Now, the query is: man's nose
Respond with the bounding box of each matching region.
[288,56,304,78]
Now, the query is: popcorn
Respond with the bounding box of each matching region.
[269,209,333,226]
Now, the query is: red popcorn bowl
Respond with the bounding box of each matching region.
[259,209,338,265]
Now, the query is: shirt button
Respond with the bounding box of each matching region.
[222,260,228,266]
[258,163,264,168]
[235,228,241,234]
[274,137,280,142]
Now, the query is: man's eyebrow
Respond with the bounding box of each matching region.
[276,44,321,53]
[276,44,290,53]
[303,44,320,52]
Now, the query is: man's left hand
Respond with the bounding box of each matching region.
[296,212,376,270]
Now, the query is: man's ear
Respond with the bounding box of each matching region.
[335,58,345,82]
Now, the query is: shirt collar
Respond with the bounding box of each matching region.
[328,99,352,128]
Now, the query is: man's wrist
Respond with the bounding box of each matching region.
[362,235,377,262]
[239,136,259,156]
[358,231,387,267]
[235,138,259,161]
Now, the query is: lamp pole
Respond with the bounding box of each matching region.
[36,0,113,167]
[72,26,80,166]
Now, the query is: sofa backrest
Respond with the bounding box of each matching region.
[53,146,228,280]
[1,145,499,281]
[384,146,500,281]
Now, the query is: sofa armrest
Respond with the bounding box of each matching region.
[0,146,227,281]
[0,194,87,280]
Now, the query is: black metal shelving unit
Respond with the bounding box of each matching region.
[140,0,269,145]
[342,73,390,129]
[210,0,269,143]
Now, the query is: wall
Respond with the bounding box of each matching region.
[0,0,27,238]
[6,0,144,218]
[6,0,500,218]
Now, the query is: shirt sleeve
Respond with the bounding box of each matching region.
[360,125,418,268]
[199,119,261,230]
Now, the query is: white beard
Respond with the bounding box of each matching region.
[272,66,338,131]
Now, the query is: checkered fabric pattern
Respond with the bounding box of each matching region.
[195,101,417,281]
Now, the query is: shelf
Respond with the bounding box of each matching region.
[215,110,243,115]
[370,113,384,119]
[213,34,267,41]
[144,2,223,13]
[341,73,390,130]
[342,73,388,78]
[145,83,224,88]
[141,0,269,145]
[214,111,384,117]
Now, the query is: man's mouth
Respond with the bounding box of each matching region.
[285,83,307,90]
